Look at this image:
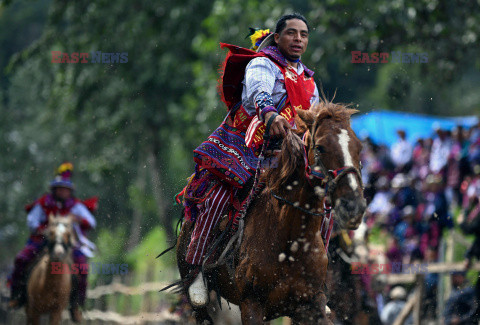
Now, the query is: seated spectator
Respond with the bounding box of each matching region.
[365,176,393,227]
[419,174,452,255]
[391,129,413,173]
[394,205,420,261]
[380,286,413,325]
[360,136,379,187]
[391,173,418,210]
[386,237,403,269]
[412,138,431,180]
[388,174,418,230]
[425,174,453,229]
[430,128,452,175]
[447,126,471,208]
[458,165,480,269]
[468,122,480,166]
[444,271,478,325]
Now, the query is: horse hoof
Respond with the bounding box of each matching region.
[8,299,21,309]
[70,307,83,323]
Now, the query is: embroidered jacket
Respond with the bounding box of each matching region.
[193,44,319,187]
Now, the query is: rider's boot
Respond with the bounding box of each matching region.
[188,271,209,307]
[8,282,26,309]
[69,274,83,323]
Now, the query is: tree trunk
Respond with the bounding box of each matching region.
[126,160,147,250]
[148,147,174,241]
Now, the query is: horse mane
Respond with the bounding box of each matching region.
[313,99,358,124]
[265,100,358,192]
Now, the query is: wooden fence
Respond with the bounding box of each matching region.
[388,230,480,325]
[1,277,182,324]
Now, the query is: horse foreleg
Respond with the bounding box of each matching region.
[291,292,333,325]
[240,299,266,324]
[192,306,214,325]
[26,305,40,325]
[49,310,62,325]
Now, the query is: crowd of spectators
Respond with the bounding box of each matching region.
[357,121,480,323]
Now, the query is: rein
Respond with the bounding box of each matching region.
[271,191,325,217]
[202,115,276,273]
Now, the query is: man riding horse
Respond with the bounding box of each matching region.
[179,13,320,307]
[8,162,96,323]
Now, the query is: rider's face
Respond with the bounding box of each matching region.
[274,19,309,61]
[54,187,72,200]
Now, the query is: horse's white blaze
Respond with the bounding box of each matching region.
[54,222,67,256]
[338,129,358,190]
[56,223,66,241]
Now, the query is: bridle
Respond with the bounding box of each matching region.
[303,127,363,199]
[46,221,72,257]
[272,124,363,216]
[270,125,363,252]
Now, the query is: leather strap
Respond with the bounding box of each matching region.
[264,112,278,139]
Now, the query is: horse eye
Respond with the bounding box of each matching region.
[314,145,325,153]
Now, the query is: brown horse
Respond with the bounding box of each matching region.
[26,214,76,325]
[176,100,366,324]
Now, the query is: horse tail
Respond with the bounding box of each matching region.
[155,209,184,259]
[159,279,184,294]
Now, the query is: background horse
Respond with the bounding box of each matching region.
[26,214,76,325]
[177,101,367,324]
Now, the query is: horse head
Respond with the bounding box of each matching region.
[46,214,76,262]
[297,100,366,229]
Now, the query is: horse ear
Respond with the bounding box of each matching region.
[296,108,315,128]
[303,129,312,149]
[346,108,359,117]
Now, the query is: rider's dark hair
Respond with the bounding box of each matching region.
[274,13,310,34]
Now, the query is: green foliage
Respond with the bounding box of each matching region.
[126,226,176,275]
[88,226,128,284]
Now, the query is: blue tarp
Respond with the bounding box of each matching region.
[351,110,478,147]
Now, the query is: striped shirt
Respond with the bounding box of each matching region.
[241,56,319,121]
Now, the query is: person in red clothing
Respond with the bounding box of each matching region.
[180,13,319,307]
[8,162,96,323]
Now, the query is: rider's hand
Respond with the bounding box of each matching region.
[264,111,292,138]
[72,215,82,224]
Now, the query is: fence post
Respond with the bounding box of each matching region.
[124,273,134,316]
[437,236,447,324]
[108,275,120,316]
[413,273,425,325]
[141,263,155,313]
